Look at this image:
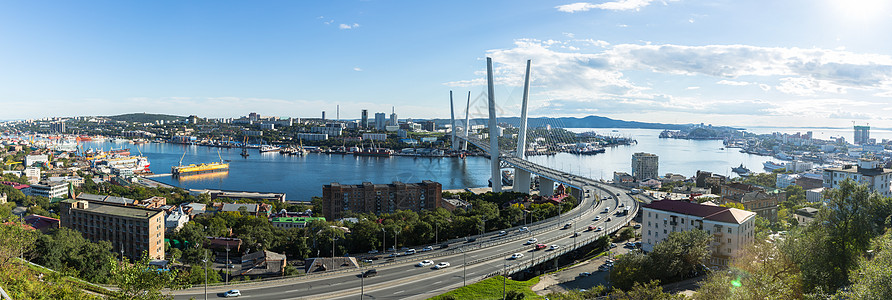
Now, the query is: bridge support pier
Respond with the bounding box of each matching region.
[570,187,583,202]
[513,169,531,194]
[539,178,555,197]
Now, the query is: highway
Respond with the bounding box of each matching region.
[171,136,649,299]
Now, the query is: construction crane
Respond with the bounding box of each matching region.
[4,161,22,170]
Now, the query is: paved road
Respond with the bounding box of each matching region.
[172,136,651,299]
[172,183,645,300]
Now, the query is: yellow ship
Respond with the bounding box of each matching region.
[172,148,229,177]
[171,162,229,176]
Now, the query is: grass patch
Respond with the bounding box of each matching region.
[428,275,543,300]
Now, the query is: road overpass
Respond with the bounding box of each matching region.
[170,57,651,300]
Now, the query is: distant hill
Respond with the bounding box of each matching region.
[106,113,184,123]
[426,115,690,130]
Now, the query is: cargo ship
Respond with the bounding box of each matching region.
[172,149,229,177]
[172,162,229,177]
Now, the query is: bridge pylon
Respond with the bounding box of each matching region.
[513,59,532,194]
[486,57,501,192]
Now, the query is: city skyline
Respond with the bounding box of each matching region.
[2,1,892,128]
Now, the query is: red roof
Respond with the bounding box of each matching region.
[0,181,30,190]
[643,200,754,224]
[23,214,60,232]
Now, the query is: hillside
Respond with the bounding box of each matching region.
[106,113,184,123]
[426,115,691,130]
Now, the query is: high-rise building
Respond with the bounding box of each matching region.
[60,199,166,260]
[374,113,386,130]
[321,180,442,220]
[248,112,260,122]
[50,121,65,133]
[390,112,398,126]
[361,110,369,129]
[854,125,870,145]
[632,152,659,180]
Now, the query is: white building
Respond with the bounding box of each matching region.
[260,123,275,130]
[25,154,49,167]
[642,200,756,267]
[806,187,824,203]
[776,173,799,189]
[29,181,68,199]
[632,152,659,181]
[296,133,328,141]
[24,167,41,182]
[822,159,892,197]
[165,206,190,232]
[312,126,342,137]
[362,133,387,141]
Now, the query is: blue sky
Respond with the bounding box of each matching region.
[2,0,892,128]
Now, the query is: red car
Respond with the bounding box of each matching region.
[587,225,597,231]
[534,243,548,250]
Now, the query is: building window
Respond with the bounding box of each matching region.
[727,228,732,233]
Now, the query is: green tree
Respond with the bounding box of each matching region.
[840,231,892,299]
[649,229,712,281]
[110,253,183,300]
[608,280,684,299]
[610,252,652,290]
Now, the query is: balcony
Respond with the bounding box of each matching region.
[669,221,678,226]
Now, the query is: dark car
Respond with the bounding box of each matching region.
[440,243,450,249]
[362,269,378,278]
[465,237,477,243]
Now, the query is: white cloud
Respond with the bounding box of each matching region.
[556,0,657,12]
[339,23,360,30]
[716,80,751,86]
[353,67,363,72]
[324,20,334,25]
[446,38,892,123]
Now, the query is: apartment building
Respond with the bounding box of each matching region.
[60,199,165,260]
[822,158,892,197]
[642,200,756,267]
[720,183,781,222]
[322,180,441,220]
[631,152,659,180]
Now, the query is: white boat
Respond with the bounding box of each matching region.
[763,161,786,171]
[260,144,280,153]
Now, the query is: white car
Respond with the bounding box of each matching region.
[548,245,560,251]
[224,289,241,297]
[510,253,524,260]
[368,249,379,254]
[405,249,416,255]
[525,238,538,245]
[499,230,507,236]
[519,227,529,233]
[417,260,434,267]
[593,216,601,221]
[422,246,434,252]
[595,227,603,232]
[434,262,450,269]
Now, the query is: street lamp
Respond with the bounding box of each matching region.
[225,246,230,285]
[203,249,208,300]
[435,222,439,245]
[394,230,401,253]
[381,228,386,254]
[359,268,365,300]
[459,248,467,287]
[332,237,339,258]
[502,263,510,300]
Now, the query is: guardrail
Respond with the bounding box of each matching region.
[177,166,645,292]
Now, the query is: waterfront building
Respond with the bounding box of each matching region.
[60,199,166,260]
[822,158,892,197]
[296,133,328,141]
[613,172,634,187]
[632,152,659,181]
[642,200,756,267]
[312,126,343,137]
[719,183,781,222]
[854,125,870,145]
[362,133,387,141]
[361,109,369,129]
[30,181,68,200]
[374,113,386,130]
[321,180,442,220]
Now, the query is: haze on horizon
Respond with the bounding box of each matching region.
[2,0,892,128]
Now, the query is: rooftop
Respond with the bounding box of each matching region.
[824,165,892,176]
[64,199,163,219]
[644,200,756,225]
[270,216,325,223]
